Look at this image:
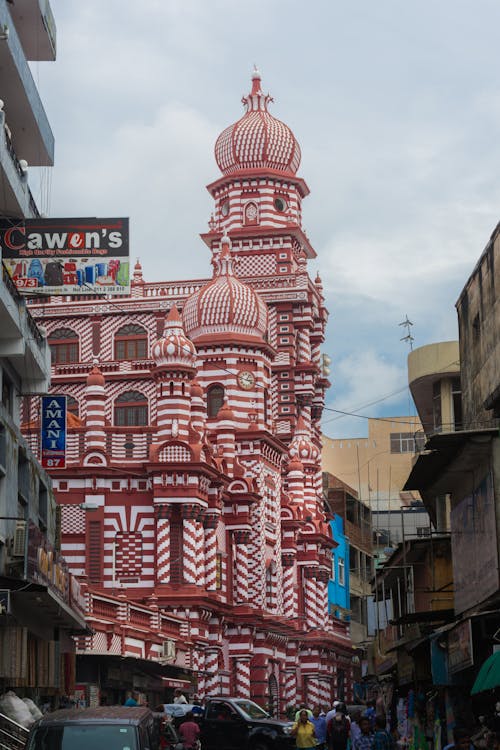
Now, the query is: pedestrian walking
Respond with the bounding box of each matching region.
[353,717,373,750]
[295,704,314,721]
[178,712,201,750]
[292,709,317,750]
[327,712,350,750]
[372,716,394,750]
[311,706,327,750]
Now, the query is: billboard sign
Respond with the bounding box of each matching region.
[0,217,129,295]
[41,395,66,469]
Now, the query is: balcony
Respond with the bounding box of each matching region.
[0,262,50,391]
[0,108,40,216]
[0,0,55,166]
[8,0,56,61]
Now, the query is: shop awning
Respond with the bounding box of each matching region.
[471,651,500,694]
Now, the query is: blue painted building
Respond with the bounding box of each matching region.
[329,514,350,618]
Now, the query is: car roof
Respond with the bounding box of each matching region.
[33,706,153,726]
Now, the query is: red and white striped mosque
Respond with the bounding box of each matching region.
[25,70,354,711]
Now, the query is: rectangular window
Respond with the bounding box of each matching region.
[279,314,289,321]
[452,377,463,430]
[338,557,345,586]
[279,326,289,333]
[331,557,335,581]
[390,432,420,453]
[279,267,287,272]
[280,337,289,344]
[281,407,290,413]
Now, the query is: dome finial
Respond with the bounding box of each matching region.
[251,65,261,95]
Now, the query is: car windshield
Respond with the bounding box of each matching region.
[233,700,269,720]
[28,724,138,750]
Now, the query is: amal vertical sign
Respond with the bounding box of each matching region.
[41,396,67,468]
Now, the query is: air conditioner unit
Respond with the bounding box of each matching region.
[11,522,26,557]
[162,639,176,660]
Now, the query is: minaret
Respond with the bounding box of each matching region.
[84,362,107,458]
[150,305,197,448]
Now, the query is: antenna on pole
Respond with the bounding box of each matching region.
[399,315,414,351]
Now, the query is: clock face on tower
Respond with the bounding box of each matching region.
[237,370,255,390]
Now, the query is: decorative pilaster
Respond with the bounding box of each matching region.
[282,553,297,618]
[181,504,199,584]
[205,649,220,695]
[303,567,319,629]
[85,363,107,453]
[155,504,173,584]
[233,530,250,603]
[235,657,251,697]
[203,514,219,591]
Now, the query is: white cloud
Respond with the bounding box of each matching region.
[322,350,409,440]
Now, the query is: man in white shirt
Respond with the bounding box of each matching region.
[173,689,188,704]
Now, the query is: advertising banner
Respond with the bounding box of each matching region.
[41,395,66,469]
[448,619,474,674]
[0,217,130,295]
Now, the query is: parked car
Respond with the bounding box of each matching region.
[198,697,294,750]
[25,706,173,750]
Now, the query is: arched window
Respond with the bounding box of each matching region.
[48,327,79,364]
[114,324,148,360]
[114,390,148,426]
[244,201,258,226]
[66,396,79,417]
[207,384,224,418]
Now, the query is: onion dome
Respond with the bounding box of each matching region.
[152,305,197,369]
[215,67,301,176]
[87,361,105,387]
[182,233,268,345]
[289,416,320,463]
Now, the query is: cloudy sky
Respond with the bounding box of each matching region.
[30,0,500,438]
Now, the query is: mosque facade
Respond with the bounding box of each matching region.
[26,71,353,710]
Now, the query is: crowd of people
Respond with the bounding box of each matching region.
[291,702,395,750]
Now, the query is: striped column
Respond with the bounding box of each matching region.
[85,364,106,452]
[203,515,219,590]
[281,554,296,618]
[318,678,331,708]
[182,505,198,584]
[235,657,251,697]
[306,675,321,710]
[155,504,173,583]
[318,571,330,630]
[194,649,206,700]
[304,568,319,628]
[205,649,220,696]
[195,518,205,587]
[284,668,297,707]
[233,531,250,603]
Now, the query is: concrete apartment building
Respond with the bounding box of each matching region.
[0,0,86,702]
[322,417,429,559]
[402,220,500,708]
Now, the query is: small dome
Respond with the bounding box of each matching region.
[289,416,320,463]
[87,363,105,387]
[182,234,268,346]
[215,68,301,176]
[152,305,197,370]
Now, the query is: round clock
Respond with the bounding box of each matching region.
[237,370,255,390]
